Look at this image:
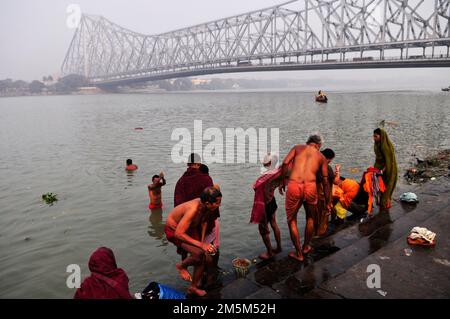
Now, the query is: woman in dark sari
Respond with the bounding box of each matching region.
[74,247,132,299]
[373,128,398,209]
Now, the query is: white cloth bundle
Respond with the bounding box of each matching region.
[409,227,436,243]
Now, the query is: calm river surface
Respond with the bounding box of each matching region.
[0,90,449,298]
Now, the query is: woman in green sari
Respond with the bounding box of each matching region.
[373,128,398,209]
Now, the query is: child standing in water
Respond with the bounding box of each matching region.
[148,172,166,210]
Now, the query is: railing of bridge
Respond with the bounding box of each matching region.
[88,54,450,84]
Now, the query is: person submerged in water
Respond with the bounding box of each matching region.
[279,135,331,261]
[373,128,398,209]
[164,186,222,297]
[148,172,166,210]
[125,159,138,171]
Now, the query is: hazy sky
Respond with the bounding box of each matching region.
[1,0,449,88]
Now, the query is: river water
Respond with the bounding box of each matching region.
[0,90,449,298]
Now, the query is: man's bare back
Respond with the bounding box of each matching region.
[289,145,326,182]
[280,137,331,262]
[165,198,204,232]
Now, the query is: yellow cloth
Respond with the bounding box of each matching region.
[334,202,347,219]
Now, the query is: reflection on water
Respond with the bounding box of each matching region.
[0,91,449,298]
[366,210,393,254]
[148,209,167,243]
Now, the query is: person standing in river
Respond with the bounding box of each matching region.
[148,172,166,210]
[373,128,398,209]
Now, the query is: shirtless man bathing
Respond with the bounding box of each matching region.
[279,135,331,261]
[148,172,166,210]
[164,186,221,297]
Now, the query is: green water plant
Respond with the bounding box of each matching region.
[42,192,58,205]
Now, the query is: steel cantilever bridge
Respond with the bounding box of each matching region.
[61,0,450,88]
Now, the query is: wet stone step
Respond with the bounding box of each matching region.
[207,178,449,299]
[273,198,450,298]
[313,207,450,299]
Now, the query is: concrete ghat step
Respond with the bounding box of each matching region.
[308,206,450,299]
[272,184,450,298]
[205,178,449,299]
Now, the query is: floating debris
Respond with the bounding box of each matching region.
[405,150,450,184]
[42,192,58,205]
[404,248,412,256]
[379,256,390,260]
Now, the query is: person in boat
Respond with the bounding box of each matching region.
[148,172,166,210]
[316,90,328,102]
[279,135,331,261]
[125,159,138,171]
[250,153,283,260]
[164,186,222,297]
[74,247,132,299]
[373,128,398,209]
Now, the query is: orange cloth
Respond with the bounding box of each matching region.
[363,169,386,214]
[338,179,360,208]
[285,181,318,222]
[149,202,163,210]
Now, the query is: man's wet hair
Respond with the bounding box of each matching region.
[374,128,382,135]
[152,175,160,181]
[200,164,209,175]
[306,135,323,145]
[200,186,222,204]
[126,159,132,165]
[321,148,335,159]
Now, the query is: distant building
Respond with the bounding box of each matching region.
[77,87,102,94]
[191,78,211,86]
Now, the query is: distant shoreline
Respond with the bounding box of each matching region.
[0,88,446,99]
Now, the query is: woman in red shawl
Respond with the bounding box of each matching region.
[74,247,132,299]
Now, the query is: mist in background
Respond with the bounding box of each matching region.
[1,0,449,90]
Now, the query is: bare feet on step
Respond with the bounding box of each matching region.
[187,286,207,297]
[176,263,192,282]
[288,251,304,262]
[258,251,275,260]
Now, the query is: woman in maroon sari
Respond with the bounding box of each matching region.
[74,247,132,299]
